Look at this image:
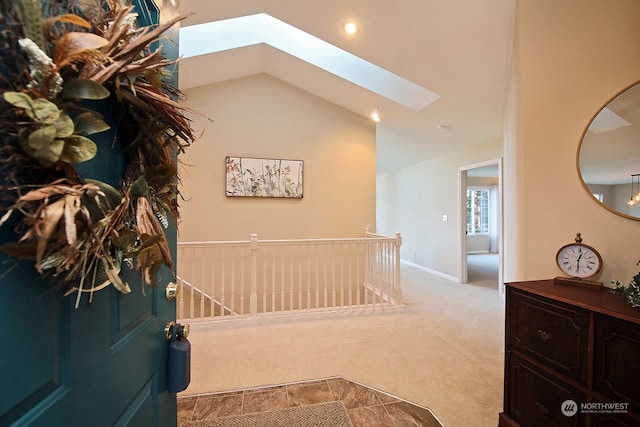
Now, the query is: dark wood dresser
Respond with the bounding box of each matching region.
[499,280,640,427]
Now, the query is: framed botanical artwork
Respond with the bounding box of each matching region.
[225,156,304,198]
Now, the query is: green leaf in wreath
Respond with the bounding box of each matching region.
[28,126,56,150]
[129,175,149,200]
[113,229,139,251]
[137,233,164,252]
[62,78,110,100]
[54,112,74,138]
[4,91,61,125]
[84,179,122,208]
[34,138,65,167]
[82,179,123,221]
[59,135,97,163]
[30,98,61,124]
[73,111,110,136]
[3,91,33,110]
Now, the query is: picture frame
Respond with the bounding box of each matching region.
[225,156,304,198]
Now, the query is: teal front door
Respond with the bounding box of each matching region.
[0,1,181,426]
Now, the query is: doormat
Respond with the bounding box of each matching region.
[182,401,352,427]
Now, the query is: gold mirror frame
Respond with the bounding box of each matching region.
[577,80,640,221]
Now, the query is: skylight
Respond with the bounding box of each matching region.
[588,107,632,134]
[179,13,440,111]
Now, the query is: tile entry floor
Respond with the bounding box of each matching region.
[178,377,444,427]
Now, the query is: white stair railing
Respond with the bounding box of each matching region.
[176,230,402,322]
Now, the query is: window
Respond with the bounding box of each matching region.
[466,188,490,234]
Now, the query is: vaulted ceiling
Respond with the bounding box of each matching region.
[176,0,515,174]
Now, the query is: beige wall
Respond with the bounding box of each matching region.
[507,0,640,283]
[377,139,503,279]
[178,74,376,241]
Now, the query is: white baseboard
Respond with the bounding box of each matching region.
[400,260,458,283]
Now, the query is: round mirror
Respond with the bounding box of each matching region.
[578,81,640,221]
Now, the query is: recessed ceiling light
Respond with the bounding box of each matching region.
[342,20,359,36]
[371,105,381,122]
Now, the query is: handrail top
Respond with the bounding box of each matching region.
[365,232,391,238]
[178,236,398,247]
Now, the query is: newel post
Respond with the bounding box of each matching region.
[250,234,258,316]
[394,232,403,304]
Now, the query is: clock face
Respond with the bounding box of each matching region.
[556,244,602,278]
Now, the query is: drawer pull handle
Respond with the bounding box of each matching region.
[535,401,550,416]
[537,329,552,341]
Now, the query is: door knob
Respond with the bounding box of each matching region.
[176,323,190,339]
[164,321,190,341]
[165,321,175,341]
[165,281,180,300]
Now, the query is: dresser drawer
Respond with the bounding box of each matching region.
[508,289,590,384]
[508,355,586,426]
[594,314,640,414]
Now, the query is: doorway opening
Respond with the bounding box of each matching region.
[459,159,503,294]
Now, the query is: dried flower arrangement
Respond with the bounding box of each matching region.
[0,0,199,306]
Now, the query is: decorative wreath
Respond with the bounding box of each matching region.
[0,0,200,306]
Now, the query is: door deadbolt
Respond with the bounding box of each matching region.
[165,282,180,300]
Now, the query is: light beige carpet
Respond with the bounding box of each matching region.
[182,263,505,427]
[183,401,351,427]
